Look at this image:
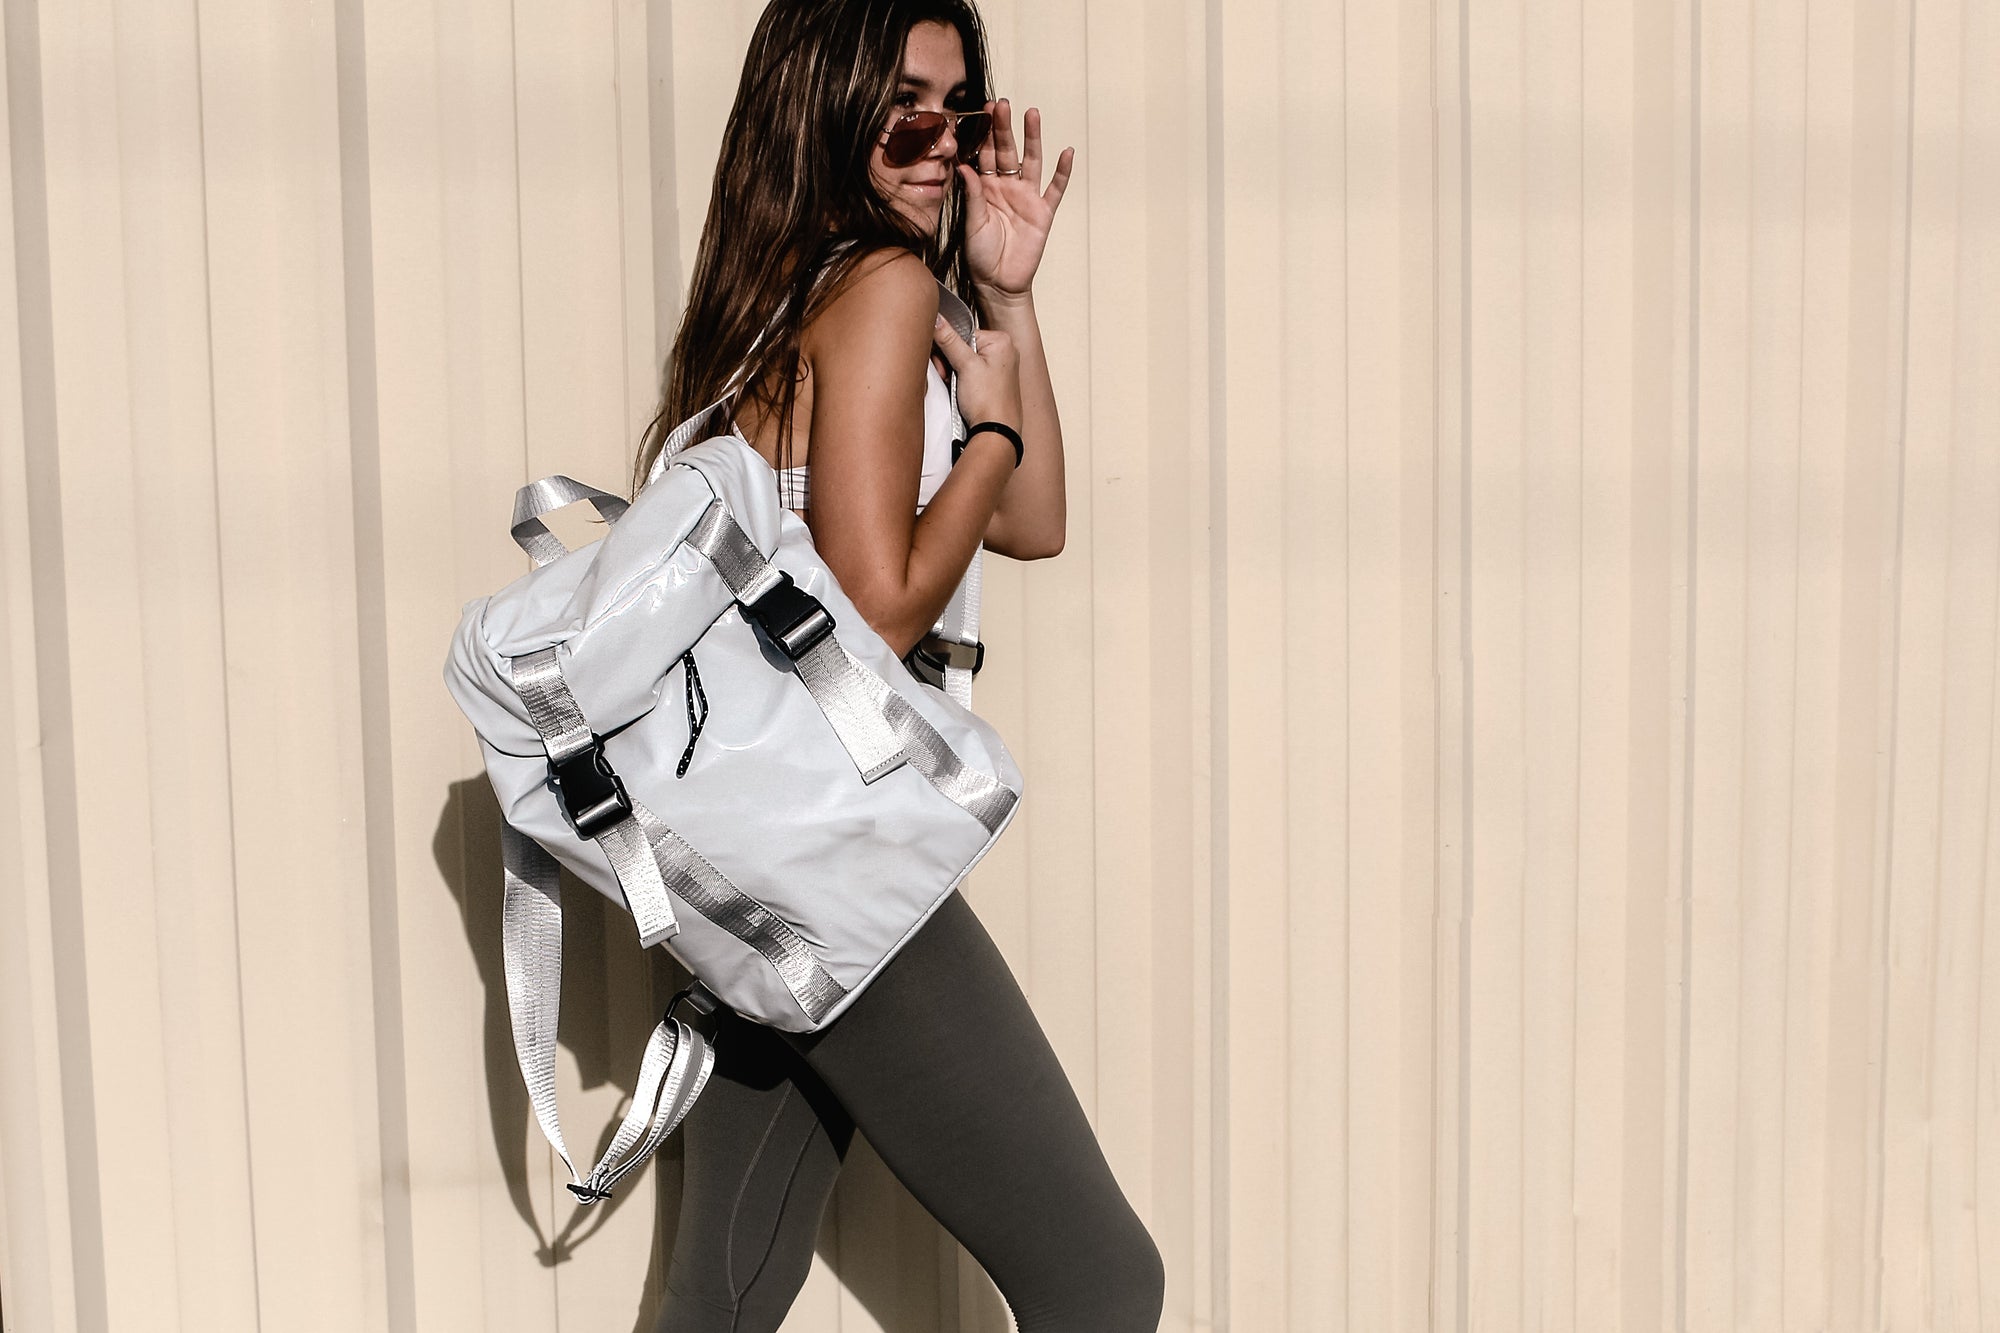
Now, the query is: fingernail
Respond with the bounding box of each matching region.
[935,313,948,327]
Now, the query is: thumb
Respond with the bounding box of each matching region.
[931,311,972,370]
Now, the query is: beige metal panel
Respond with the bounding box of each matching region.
[0,4,85,1330]
[1883,0,1993,1327]
[1571,0,1681,1328]
[1519,1,1587,1327]
[34,1,201,1327]
[1429,0,1470,1320]
[1212,0,1290,1326]
[1782,1,1863,1323]
[1823,0,1910,1327]
[1069,0,1215,1329]
[1621,4,1684,1330]
[1463,1,1532,1327]
[1338,1,1442,1330]
[190,0,395,1327]
[998,0,1104,1129]
[1286,0,1352,1323]
[1079,0,1156,1234]
[1572,0,1633,1327]
[1684,0,1757,1324]
[353,0,539,1328]
[1958,9,2000,1324]
[108,0,264,1325]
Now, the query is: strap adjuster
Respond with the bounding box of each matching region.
[550,739,631,839]
[913,633,983,675]
[743,571,834,659]
[667,982,723,1028]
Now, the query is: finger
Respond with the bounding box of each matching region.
[993,96,1018,170]
[977,98,997,175]
[1022,106,1043,183]
[957,160,986,217]
[931,310,973,369]
[1042,146,1075,213]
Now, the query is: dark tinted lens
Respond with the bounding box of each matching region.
[952,111,992,163]
[882,112,946,167]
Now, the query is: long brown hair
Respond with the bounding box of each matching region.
[631,0,994,496]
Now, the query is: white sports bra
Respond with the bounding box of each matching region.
[757,275,973,514]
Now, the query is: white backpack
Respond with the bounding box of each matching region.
[442,391,1021,1205]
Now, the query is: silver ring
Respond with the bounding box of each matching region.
[995,166,1023,176]
[977,168,999,176]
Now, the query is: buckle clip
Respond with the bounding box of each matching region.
[743,572,834,660]
[550,739,631,839]
[915,633,984,676]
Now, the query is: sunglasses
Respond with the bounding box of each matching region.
[878,107,993,168]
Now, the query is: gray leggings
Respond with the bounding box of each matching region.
[651,890,1165,1332]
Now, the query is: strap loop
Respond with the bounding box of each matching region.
[511,476,629,567]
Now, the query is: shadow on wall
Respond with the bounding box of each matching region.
[433,776,1003,1332]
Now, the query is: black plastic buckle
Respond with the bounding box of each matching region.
[743,572,834,660]
[550,739,631,839]
[914,633,984,676]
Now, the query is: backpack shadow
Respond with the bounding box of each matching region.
[432,777,691,1290]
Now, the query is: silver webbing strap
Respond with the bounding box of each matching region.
[685,502,909,782]
[935,343,981,709]
[877,688,1015,835]
[509,649,679,949]
[510,476,630,568]
[501,825,716,1205]
[628,802,847,1023]
[683,500,1017,836]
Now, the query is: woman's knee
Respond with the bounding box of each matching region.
[1101,1220,1167,1331]
[1015,1212,1164,1333]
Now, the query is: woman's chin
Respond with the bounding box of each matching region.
[895,201,944,236]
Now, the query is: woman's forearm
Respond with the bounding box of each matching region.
[973,290,1066,559]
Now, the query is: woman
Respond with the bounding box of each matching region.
[638,2,1165,1331]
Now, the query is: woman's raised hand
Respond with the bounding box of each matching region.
[932,313,1021,430]
[959,99,1074,303]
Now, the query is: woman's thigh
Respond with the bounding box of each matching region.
[657,1010,853,1333]
[786,891,1165,1333]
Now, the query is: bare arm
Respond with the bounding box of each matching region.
[974,290,1064,559]
[952,98,1076,560]
[802,249,1021,657]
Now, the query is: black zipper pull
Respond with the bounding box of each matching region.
[676,649,708,778]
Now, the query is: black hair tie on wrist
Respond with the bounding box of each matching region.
[951,420,1024,469]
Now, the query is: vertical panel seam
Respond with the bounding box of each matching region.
[185,5,264,1324]
[1673,0,1701,1328]
[1454,0,1474,1323]
[1082,0,1102,1126]
[330,0,415,1326]
[1205,0,1230,1319]
[1778,4,1817,1314]
[3,0,108,1325]
[1868,0,1922,1322]
[1569,8,1588,1331]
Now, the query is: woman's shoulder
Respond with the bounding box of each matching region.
[806,246,937,348]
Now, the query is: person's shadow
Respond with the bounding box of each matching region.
[433,777,1008,1332]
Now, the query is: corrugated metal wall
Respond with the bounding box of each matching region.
[3,0,1995,1330]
